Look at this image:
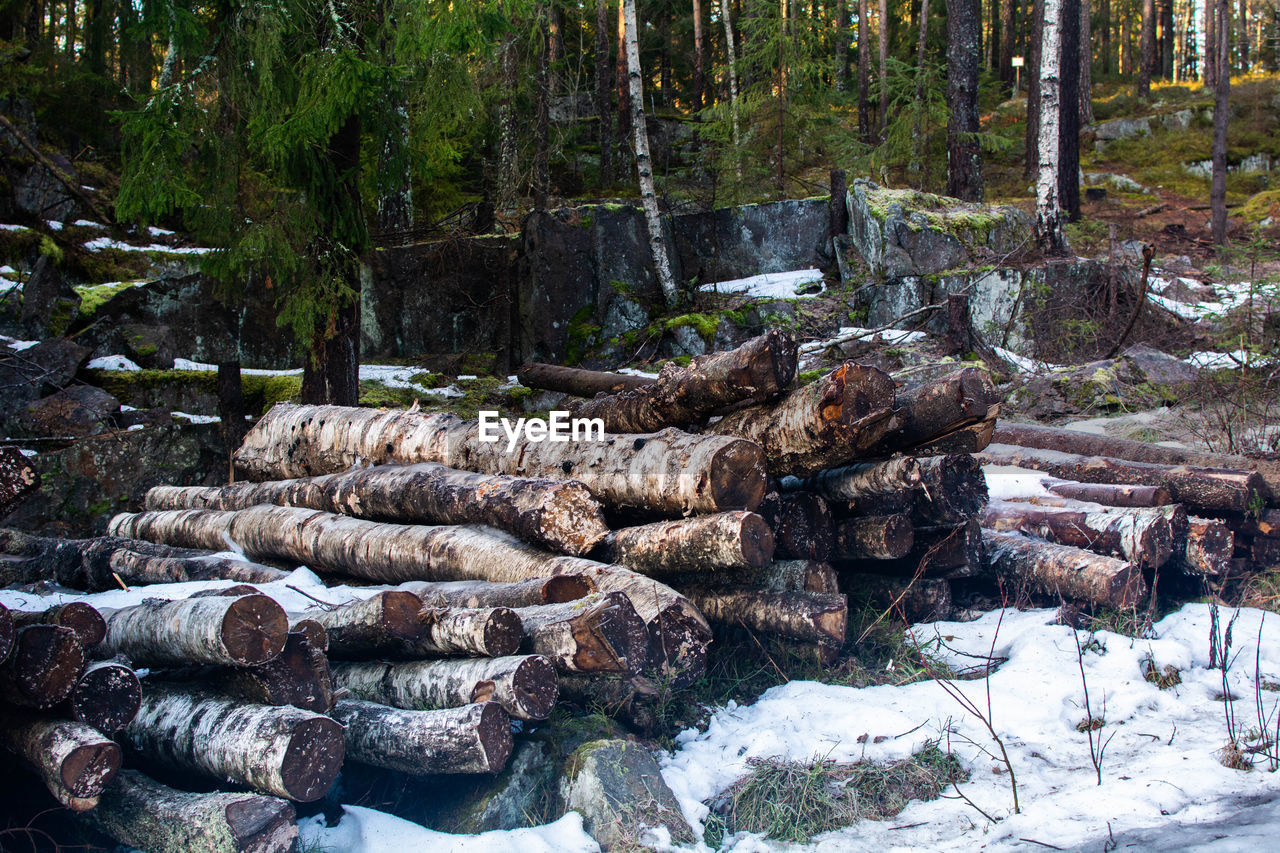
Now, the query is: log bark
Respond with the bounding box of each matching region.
[100,594,287,668]
[668,559,841,594]
[757,492,834,561]
[395,576,595,609]
[980,529,1147,606]
[596,511,774,576]
[125,684,344,801]
[65,660,142,733]
[406,606,525,658]
[994,422,1280,499]
[329,655,558,721]
[707,362,896,477]
[681,588,847,646]
[978,444,1267,514]
[215,629,336,714]
[0,710,121,805]
[147,462,610,557]
[1043,480,1173,507]
[0,624,85,708]
[232,403,768,515]
[1253,537,1280,568]
[914,454,990,524]
[567,329,798,432]
[296,591,424,659]
[780,457,922,501]
[511,593,648,674]
[0,445,39,518]
[870,367,999,455]
[908,412,998,455]
[0,602,11,664]
[1182,516,1235,576]
[982,498,1174,567]
[833,514,915,559]
[516,363,653,397]
[11,602,106,649]
[329,698,512,775]
[1223,508,1280,539]
[81,769,298,853]
[842,574,953,622]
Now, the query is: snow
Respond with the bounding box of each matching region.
[87,354,142,371]
[298,807,599,853]
[0,265,14,274]
[1188,350,1278,369]
[45,220,63,231]
[72,219,106,229]
[0,223,30,231]
[171,411,220,424]
[147,226,176,237]
[82,236,211,255]
[661,604,1280,852]
[0,275,20,296]
[617,367,661,379]
[2,334,39,351]
[698,269,824,300]
[981,465,1059,501]
[798,326,927,354]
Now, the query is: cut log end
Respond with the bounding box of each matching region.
[484,608,525,657]
[542,574,596,603]
[221,595,289,666]
[5,624,86,708]
[61,739,123,798]
[740,513,776,568]
[281,717,345,802]
[503,655,560,721]
[476,701,515,773]
[223,795,300,851]
[709,440,768,512]
[70,662,143,733]
[381,590,429,639]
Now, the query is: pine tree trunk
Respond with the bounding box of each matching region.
[0,711,121,806]
[859,0,872,140]
[946,0,984,200]
[1203,0,1216,85]
[1183,515,1235,574]
[878,0,889,136]
[1045,481,1173,506]
[836,0,851,89]
[1035,0,1067,254]
[65,660,143,733]
[981,529,1146,605]
[497,32,519,215]
[1059,0,1081,221]
[1211,0,1230,244]
[99,594,288,668]
[597,511,775,576]
[534,5,551,210]
[1100,0,1111,73]
[721,0,742,151]
[982,498,1174,565]
[1024,0,1044,175]
[1139,0,1155,95]
[911,0,932,178]
[330,698,512,775]
[1001,0,1017,91]
[0,624,85,708]
[596,0,614,186]
[683,587,848,645]
[693,0,706,108]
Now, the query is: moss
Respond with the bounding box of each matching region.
[566,304,600,366]
[1240,189,1280,224]
[409,371,447,389]
[795,368,824,385]
[0,226,39,262]
[74,280,145,319]
[243,374,303,411]
[39,234,64,264]
[664,312,721,343]
[358,381,424,409]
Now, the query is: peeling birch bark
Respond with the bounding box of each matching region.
[11,602,106,649]
[100,594,287,668]
[295,591,423,659]
[330,698,513,775]
[780,456,922,501]
[0,624,85,708]
[681,588,848,646]
[124,684,344,801]
[0,710,121,802]
[65,660,142,733]
[406,607,525,657]
[596,511,774,576]
[512,593,648,674]
[981,529,1146,606]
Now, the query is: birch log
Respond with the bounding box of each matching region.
[682,588,848,646]
[838,520,984,579]
[10,602,106,649]
[757,492,834,561]
[1044,480,1173,507]
[870,367,999,454]
[668,559,841,594]
[981,529,1146,606]
[395,576,595,609]
[596,511,774,576]
[512,593,649,674]
[780,456,922,501]
[146,462,610,556]
[406,607,525,657]
[0,624,85,708]
[81,770,298,853]
[842,574,953,621]
[517,362,653,396]
[982,498,1174,566]
[330,699,513,775]
[0,711,121,805]
[914,454,990,524]
[567,329,798,432]
[330,655,558,721]
[833,514,915,559]
[231,403,767,514]
[215,628,336,714]
[65,660,143,733]
[100,594,287,667]
[707,362,896,477]
[909,413,998,455]
[125,684,344,801]
[1182,516,1235,576]
[295,591,424,659]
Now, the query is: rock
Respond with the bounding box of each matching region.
[0,338,91,428]
[1121,344,1199,386]
[665,323,709,357]
[446,740,558,834]
[672,198,832,284]
[1085,187,1107,202]
[14,155,79,221]
[118,323,177,369]
[559,739,694,851]
[600,294,649,341]
[1093,117,1151,153]
[19,385,121,438]
[1161,109,1193,133]
[1007,345,1200,420]
[19,255,80,338]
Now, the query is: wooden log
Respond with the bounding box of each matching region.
[567,329,798,432]
[780,457,922,501]
[994,421,1280,499]
[0,624,85,708]
[1181,516,1235,576]
[215,629,335,714]
[65,660,142,733]
[100,594,287,668]
[980,529,1147,606]
[329,699,513,775]
[405,607,525,657]
[0,602,11,664]
[757,492,834,561]
[329,655,558,721]
[512,593,649,675]
[680,587,847,646]
[842,574,953,622]
[295,591,424,659]
[81,769,298,853]
[914,454,989,525]
[595,511,774,576]
[1043,480,1174,507]
[834,520,984,580]
[0,445,39,518]
[395,575,595,608]
[832,514,915,560]
[517,362,653,397]
[1223,508,1280,539]
[555,673,661,732]
[668,559,841,594]
[11,602,107,649]
[231,403,767,515]
[908,411,998,455]
[981,498,1174,567]
[978,444,1267,514]
[124,684,344,801]
[707,362,896,477]
[869,367,999,454]
[147,462,610,557]
[0,710,121,806]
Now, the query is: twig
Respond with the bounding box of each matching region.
[287,584,339,609]
[1104,242,1154,359]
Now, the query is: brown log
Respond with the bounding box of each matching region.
[215,628,336,714]
[291,618,328,652]
[597,511,774,576]
[124,684,344,801]
[395,575,595,608]
[842,574,953,622]
[295,591,424,659]
[0,624,85,708]
[833,514,915,560]
[100,594,287,668]
[0,445,39,518]
[330,699,512,775]
[405,607,525,658]
[994,421,1280,500]
[555,673,661,732]
[81,769,298,853]
[780,456,921,501]
[11,602,107,649]
[869,367,999,454]
[978,444,1267,514]
[757,492,834,561]
[0,710,121,805]
[980,529,1147,606]
[567,329,799,432]
[834,520,984,580]
[914,454,989,525]
[0,602,11,664]
[512,592,648,674]
[147,462,610,557]
[1181,516,1235,576]
[517,362,653,396]
[908,411,998,455]
[330,655,558,721]
[738,559,842,594]
[232,403,767,515]
[681,587,847,646]
[982,498,1174,567]
[707,362,896,477]
[65,660,142,733]
[1043,481,1174,507]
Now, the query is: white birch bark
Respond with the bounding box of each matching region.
[1036,0,1067,255]
[330,698,513,775]
[99,594,288,667]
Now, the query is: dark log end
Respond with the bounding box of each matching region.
[291,618,330,652]
[542,573,596,603]
[476,701,515,773]
[224,795,299,851]
[543,483,611,556]
[54,603,108,648]
[1110,565,1149,608]
[483,608,525,657]
[649,610,712,689]
[738,513,776,568]
[508,655,559,720]
[281,717,345,802]
[579,594,650,675]
[709,440,768,512]
[883,514,916,558]
[221,595,289,666]
[70,662,143,733]
[60,738,122,798]
[8,624,85,707]
[381,591,428,640]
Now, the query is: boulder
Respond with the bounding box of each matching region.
[560,739,694,851]
[1007,346,1200,420]
[19,385,121,438]
[672,198,832,285]
[14,154,79,221]
[1093,117,1151,153]
[0,337,91,428]
[19,255,81,338]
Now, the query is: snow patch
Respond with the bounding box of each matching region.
[3,335,40,351]
[83,236,211,255]
[699,268,824,300]
[88,355,142,371]
[298,807,600,853]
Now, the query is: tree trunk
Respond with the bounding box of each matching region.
[534,5,551,210]
[1211,0,1230,244]
[296,591,424,659]
[721,0,742,151]
[568,329,798,433]
[1079,0,1094,124]
[842,573,953,621]
[395,576,596,609]
[833,514,915,559]
[496,32,519,215]
[99,594,287,668]
[1100,0,1111,73]
[232,404,768,515]
[1182,515,1235,574]
[0,711,120,807]
[216,628,335,714]
[65,660,143,733]
[408,606,525,657]
[724,559,841,593]
[836,0,851,90]
[1059,0,1081,221]
[557,673,661,732]
[981,529,1146,605]
[682,587,848,646]
[1025,0,1044,177]
[518,363,653,396]
[0,445,38,518]
[596,0,614,187]
[330,698,511,775]
[0,624,85,708]
[148,462,610,557]
[859,0,872,140]
[1044,480,1173,506]
[1036,0,1068,254]
[11,602,106,650]
[1000,0,1016,91]
[982,498,1174,565]
[837,519,985,578]
[329,655,558,721]
[597,511,775,576]
[879,0,889,136]
[216,361,247,468]
[82,769,298,853]
[693,0,707,109]
[780,457,923,501]
[757,491,835,560]
[946,0,984,200]
[868,367,998,455]
[911,0,933,178]
[125,684,344,801]
[513,592,649,674]
[1203,0,1216,85]
[908,414,999,455]
[1139,0,1155,95]
[707,362,896,477]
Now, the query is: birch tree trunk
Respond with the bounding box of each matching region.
[215,628,335,714]
[395,576,595,609]
[1045,481,1173,506]
[0,711,121,804]
[867,366,998,455]
[833,514,915,559]
[981,529,1146,606]
[100,594,288,667]
[1036,0,1068,255]
[780,457,923,501]
[982,498,1174,566]
[721,0,742,152]
[330,654,558,720]
[597,511,775,576]
[623,0,680,308]
[295,591,424,659]
[330,699,512,775]
[11,602,106,650]
[513,592,649,674]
